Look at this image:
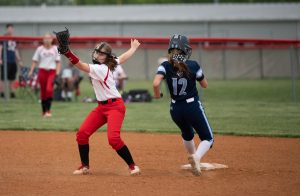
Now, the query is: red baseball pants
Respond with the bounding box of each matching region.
[77,98,126,151]
[38,69,56,100]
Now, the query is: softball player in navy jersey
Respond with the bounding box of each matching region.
[153,35,214,176]
[54,29,141,176]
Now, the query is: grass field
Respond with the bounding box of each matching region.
[0,79,299,137]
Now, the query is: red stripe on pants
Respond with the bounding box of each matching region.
[76,98,125,151]
[38,69,56,101]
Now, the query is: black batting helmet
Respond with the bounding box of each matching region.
[92,42,116,64]
[168,34,192,59]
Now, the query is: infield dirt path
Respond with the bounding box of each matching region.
[0,131,299,196]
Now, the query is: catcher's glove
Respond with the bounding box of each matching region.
[53,27,70,54]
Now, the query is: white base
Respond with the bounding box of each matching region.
[181,162,228,171]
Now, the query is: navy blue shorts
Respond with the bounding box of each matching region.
[170,97,213,142]
[0,63,17,81]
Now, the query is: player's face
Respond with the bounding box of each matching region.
[43,34,53,46]
[6,26,14,35]
[95,51,108,64]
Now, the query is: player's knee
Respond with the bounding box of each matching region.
[76,130,89,145]
[108,136,124,150]
[181,133,194,141]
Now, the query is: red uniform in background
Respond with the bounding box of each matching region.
[30,34,61,117]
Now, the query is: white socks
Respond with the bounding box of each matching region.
[67,92,73,98]
[195,140,213,161]
[182,139,196,154]
[61,91,66,98]
[183,139,213,162]
[61,91,73,99]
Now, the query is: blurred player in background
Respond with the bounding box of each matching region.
[113,64,127,92]
[60,62,74,101]
[60,62,83,101]
[0,24,23,98]
[153,34,214,176]
[29,33,61,117]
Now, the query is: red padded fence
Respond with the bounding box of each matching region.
[0,36,299,50]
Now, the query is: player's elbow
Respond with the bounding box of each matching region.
[118,56,126,65]
[201,82,208,88]
[199,79,208,88]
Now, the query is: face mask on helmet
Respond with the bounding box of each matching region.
[168,34,192,60]
[172,53,187,63]
[92,42,117,64]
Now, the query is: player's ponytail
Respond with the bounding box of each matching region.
[168,49,190,77]
[106,55,118,71]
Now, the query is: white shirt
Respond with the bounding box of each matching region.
[32,45,60,70]
[61,68,72,79]
[112,64,125,87]
[89,59,121,101]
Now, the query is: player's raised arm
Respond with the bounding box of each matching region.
[118,39,140,65]
[53,28,90,73]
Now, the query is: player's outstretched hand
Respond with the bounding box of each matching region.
[131,39,140,50]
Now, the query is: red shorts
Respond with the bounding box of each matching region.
[76,98,126,151]
[38,69,56,100]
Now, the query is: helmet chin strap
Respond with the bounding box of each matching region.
[92,42,105,64]
[92,51,101,64]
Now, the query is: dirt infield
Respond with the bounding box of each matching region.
[0,131,299,196]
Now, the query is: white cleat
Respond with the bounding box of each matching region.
[188,154,201,176]
[130,165,141,176]
[43,112,52,118]
[73,165,90,175]
[181,164,192,170]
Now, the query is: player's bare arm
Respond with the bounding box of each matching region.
[28,61,38,77]
[15,49,23,66]
[118,39,140,64]
[153,74,164,99]
[199,78,208,88]
[74,61,90,73]
[55,61,61,75]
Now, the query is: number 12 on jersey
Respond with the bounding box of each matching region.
[172,78,187,96]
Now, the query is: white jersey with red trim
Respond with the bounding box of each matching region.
[32,45,60,70]
[89,61,121,101]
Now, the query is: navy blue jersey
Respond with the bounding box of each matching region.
[1,40,17,63]
[156,60,204,101]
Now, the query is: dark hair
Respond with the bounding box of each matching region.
[93,42,118,71]
[6,24,13,28]
[168,49,190,77]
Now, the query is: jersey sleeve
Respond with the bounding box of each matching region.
[89,64,109,81]
[32,46,41,62]
[156,64,166,78]
[195,61,205,81]
[116,58,120,65]
[115,64,125,76]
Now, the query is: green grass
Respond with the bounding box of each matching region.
[0,79,300,137]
